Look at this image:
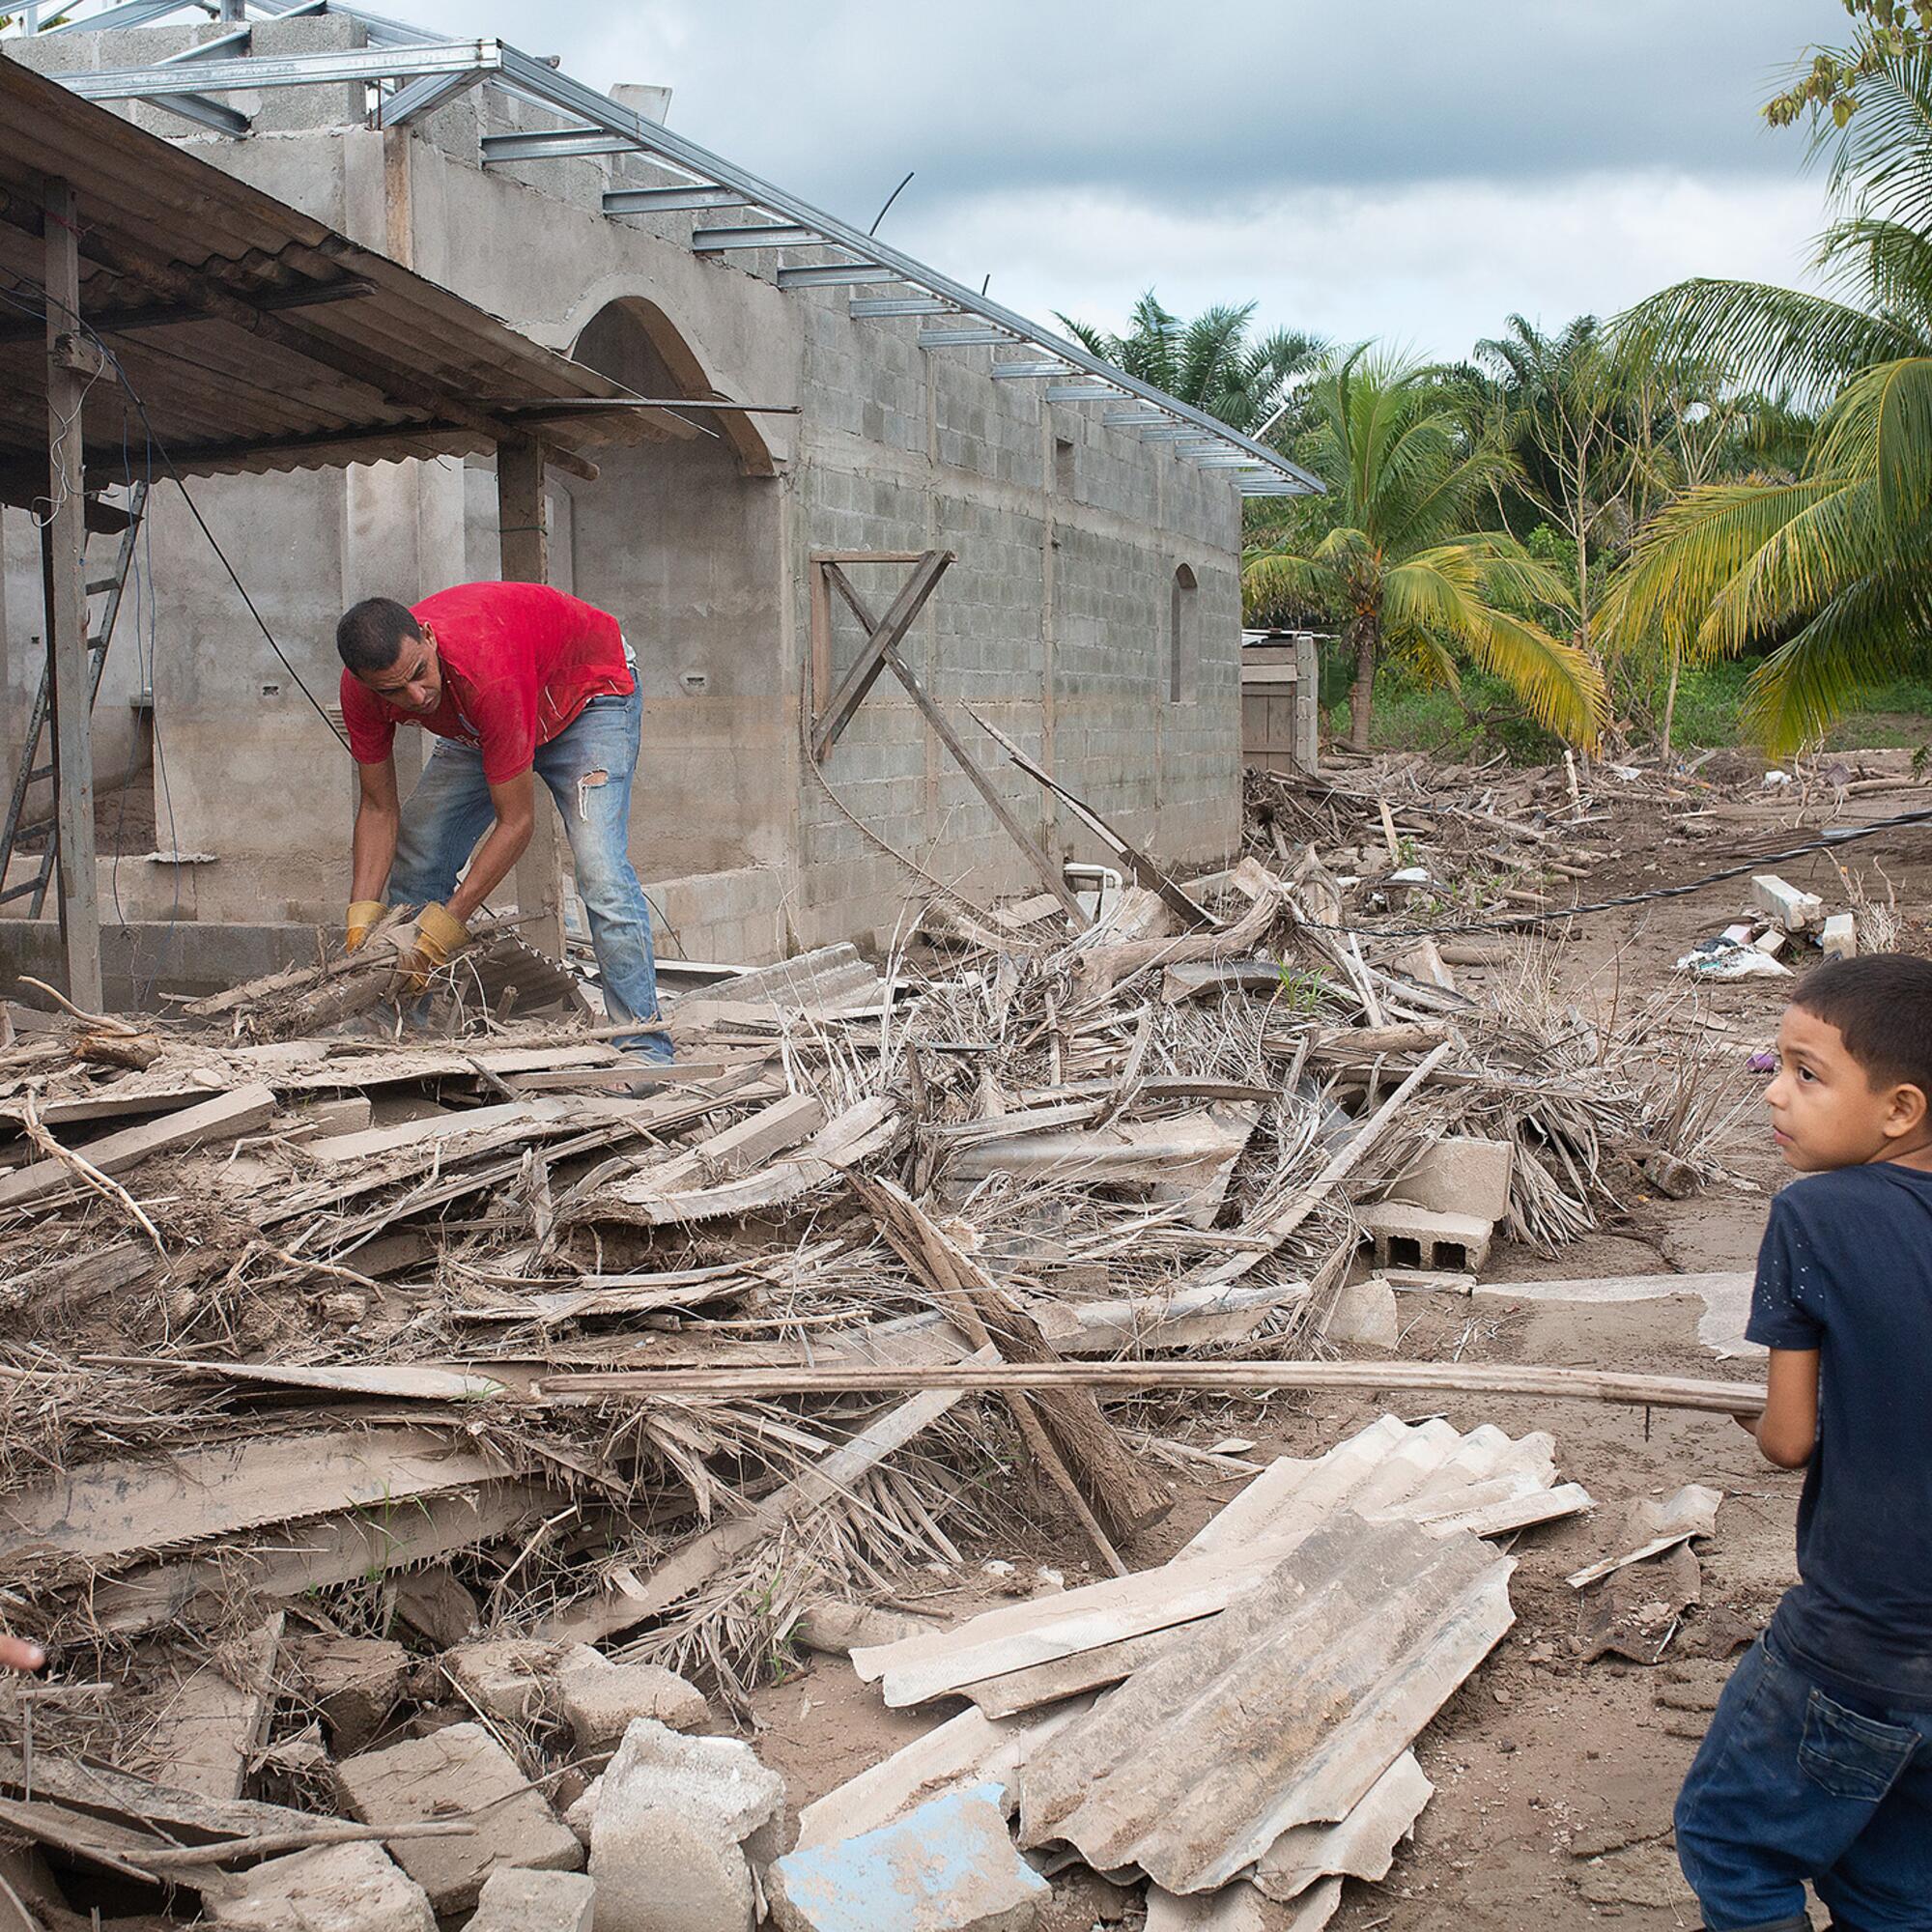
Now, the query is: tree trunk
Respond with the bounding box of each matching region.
[1347,617,1378,753]
[1662,644,1682,757]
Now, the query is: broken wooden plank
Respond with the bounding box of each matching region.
[944,1107,1258,1231]
[0,1429,508,1568]
[856,1175,1168,1570]
[967,707,1215,930]
[543,1351,995,1645]
[0,1082,276,1212]
[572,1094,898,1228]
[90,1482,556,1635]
[142,1613,283,1802]
[849,1532,1312,1708]
[534,1357,1767,1416]
[85,1358,509,1404]
[629,1091,827,1195]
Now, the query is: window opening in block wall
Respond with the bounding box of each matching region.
[1054,436,1076,495]
[1168,562,1198,702]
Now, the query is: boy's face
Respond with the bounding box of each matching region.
[1766,1003,1929,1171]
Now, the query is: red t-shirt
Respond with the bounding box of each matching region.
[340,582,632,784]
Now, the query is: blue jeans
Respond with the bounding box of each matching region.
[1676,1633,1932,1931]
[387,683,669,1062]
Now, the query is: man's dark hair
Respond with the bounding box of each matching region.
[1792,953,1932,1095]
[336,598,420,676]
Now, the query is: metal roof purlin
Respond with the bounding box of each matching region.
[26,5,1321,495]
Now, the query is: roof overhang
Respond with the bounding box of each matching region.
[0,44,703,509]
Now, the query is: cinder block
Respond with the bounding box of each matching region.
[332,1722,581,1914]
[1357,1204,1494,1275]
[1822,912,1858,960]
[1326,1277,1400,1350]
[554,1647,709,1751]
[1385,1135,1513,1223]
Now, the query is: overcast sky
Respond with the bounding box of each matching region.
[380,1,1833,358]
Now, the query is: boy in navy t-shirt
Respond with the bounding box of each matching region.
[1676,954,1932,1932]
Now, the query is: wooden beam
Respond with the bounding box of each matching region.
[0,276,377,347]
[42,178,101,1013]
[497,434,565,958]
[820,562,1087,926]
[535,1357,1768,1416]
[809,549,953,761]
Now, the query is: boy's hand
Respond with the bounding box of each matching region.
[0,1634,45,1672]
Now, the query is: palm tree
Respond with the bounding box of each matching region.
[1604,33,1932,746]
[1056,292,1323,437]
[1242,349,1605,753]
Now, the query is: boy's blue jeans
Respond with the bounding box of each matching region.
[1676,1633,1932,1931]
[388,684,670,1062]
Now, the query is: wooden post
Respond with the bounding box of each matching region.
[1293,630,1320,773]
[43,178,102,1012]
[496,435,565,957]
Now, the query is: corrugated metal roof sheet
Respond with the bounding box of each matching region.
[1015,1511,1513,1893]
[0,49,694,503]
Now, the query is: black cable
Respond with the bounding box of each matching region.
[1283,803,1932,939]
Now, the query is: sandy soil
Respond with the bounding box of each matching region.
[740,767,1932,1931]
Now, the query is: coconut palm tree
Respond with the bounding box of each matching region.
[1604,32,1932,746]
[1241,349,1605,753]
[1056,292,1323,437]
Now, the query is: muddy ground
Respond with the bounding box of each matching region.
[744,760,1932,1931]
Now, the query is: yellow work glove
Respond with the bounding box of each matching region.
[388,901,469,998]
[345,901,387,953]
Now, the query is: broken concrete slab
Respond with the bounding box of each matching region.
[440,1639,561,1728]
[202,1841,435,1932]
[331,1721,581,1914]
[767,1782,1047,1932]
[290,1634,410,1754]
[593,1799,757,1932]
[1822,911,1858,960]
[1470,1268,1759,1359]
[554,1647,708,1750]
[1384,1134,1512,1222]
[1323,1276,1399,1350]
[468,1865,596,1932]
[587,1719,787,1932]
[1356,1202,1493,1273]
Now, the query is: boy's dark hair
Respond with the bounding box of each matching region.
[1792,953,1932,1095]
[336,598,420,675]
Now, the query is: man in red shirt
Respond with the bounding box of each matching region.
[336,582,668,1062]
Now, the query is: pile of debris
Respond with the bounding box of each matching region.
[1678,870,1890,981]
[0,791,1757,1927]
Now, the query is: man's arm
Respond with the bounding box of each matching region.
[351,755,402,903]
[1740,1347,1820,1468]
[443,769,535,925]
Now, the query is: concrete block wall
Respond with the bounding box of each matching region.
[785,292,1244,949]
[7,21,1251,967]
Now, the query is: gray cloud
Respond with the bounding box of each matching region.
[356,1,1835,356]
[393,0,1828,215]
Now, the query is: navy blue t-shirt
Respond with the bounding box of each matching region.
[1747,1161,1932,1709]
